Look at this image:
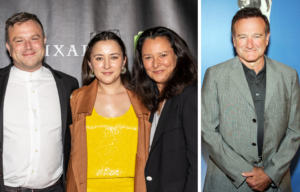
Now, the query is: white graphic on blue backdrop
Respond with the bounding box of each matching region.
[238,0,272,20]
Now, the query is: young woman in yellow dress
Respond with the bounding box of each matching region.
[66,30,150,192]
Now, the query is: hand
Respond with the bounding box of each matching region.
[242,167,272,191]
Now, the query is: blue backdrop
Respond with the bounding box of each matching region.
[201,1,300,191]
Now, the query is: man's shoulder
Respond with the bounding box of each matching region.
[266,57,298,77]
[267,57,296,71]
[0,64,12,69]
[206,57,240,79]
[43,63,78,83]
[0,64,13,75]
[52,69,78,82]
[207,57,238,71]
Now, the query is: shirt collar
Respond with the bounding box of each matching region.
[241,58,266,75]
[11,66,44,80]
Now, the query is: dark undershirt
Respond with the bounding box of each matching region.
[242,61,266,158]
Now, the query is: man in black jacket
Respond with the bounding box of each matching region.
[0,12,78,192]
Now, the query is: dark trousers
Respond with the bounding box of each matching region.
[5,180,63,192]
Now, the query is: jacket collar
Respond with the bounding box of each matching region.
[127,89,150,118]
[77,79,98,115]
[0,63,13,76]
[0,62,62,79]
[42,62,62,79]
[229,55,279,112]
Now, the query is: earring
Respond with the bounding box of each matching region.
[121,67,126,74]
[89,70,95,78]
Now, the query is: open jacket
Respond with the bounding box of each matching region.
[202,56,300,192]
[145,84,198,192]
[0,63,79,191]
[66,79,151,192]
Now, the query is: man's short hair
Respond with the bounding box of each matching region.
[231,7,270,36]
[5,12,45,43]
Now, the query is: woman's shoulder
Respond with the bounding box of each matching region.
[180,83,198,98]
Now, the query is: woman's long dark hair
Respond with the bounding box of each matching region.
[132,26,198,112]
[82,31,131,88]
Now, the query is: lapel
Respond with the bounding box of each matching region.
[0,64,13,148]
[69,80,97,192]
[42,63,68,146]
[229,57,255,109]
[127,89,150,118]
[76,79,98,117]
[127,89,151,160]
[264,57,279,113]
[149,95,181,154]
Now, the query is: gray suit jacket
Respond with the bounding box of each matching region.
[201,56,300,192]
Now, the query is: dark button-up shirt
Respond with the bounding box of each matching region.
[242,61,266,157]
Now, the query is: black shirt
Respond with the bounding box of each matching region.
[242,61,266,157]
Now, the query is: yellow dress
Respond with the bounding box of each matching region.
[86,105,138,192]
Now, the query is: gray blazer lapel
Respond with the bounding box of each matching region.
[229,57,255,109]
[264,57,279,113]
[42,63,68,146]
[149,95,181,153]
[0,64,12,149]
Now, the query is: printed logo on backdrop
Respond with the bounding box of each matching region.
[44,31,163,58]
[45,45,87,57]
[237,0,272,21]
[44,30,144,58]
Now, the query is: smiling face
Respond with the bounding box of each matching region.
[141,36,177,91]
[233,17,270,69]
[6,20,46,72]
[88,40,126,86]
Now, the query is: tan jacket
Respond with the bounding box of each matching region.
[66,79,151,192]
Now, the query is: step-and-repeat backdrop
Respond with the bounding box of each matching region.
[0,0,197,86]
[202,0,300,191]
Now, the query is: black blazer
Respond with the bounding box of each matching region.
[0,63,79,191]
[145,84,198,192]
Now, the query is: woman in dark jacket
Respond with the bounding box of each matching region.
[132,26,198,192]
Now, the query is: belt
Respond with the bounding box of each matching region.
[5,179,61,192]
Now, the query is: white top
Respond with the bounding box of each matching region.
[149,100,166,152]
[149,112,160,152]
[3,66,63,188]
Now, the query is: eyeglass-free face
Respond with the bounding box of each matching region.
[88,40,126,86]
[232,17,270,69]
[141,36,177,92]
[6,20,46,72]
